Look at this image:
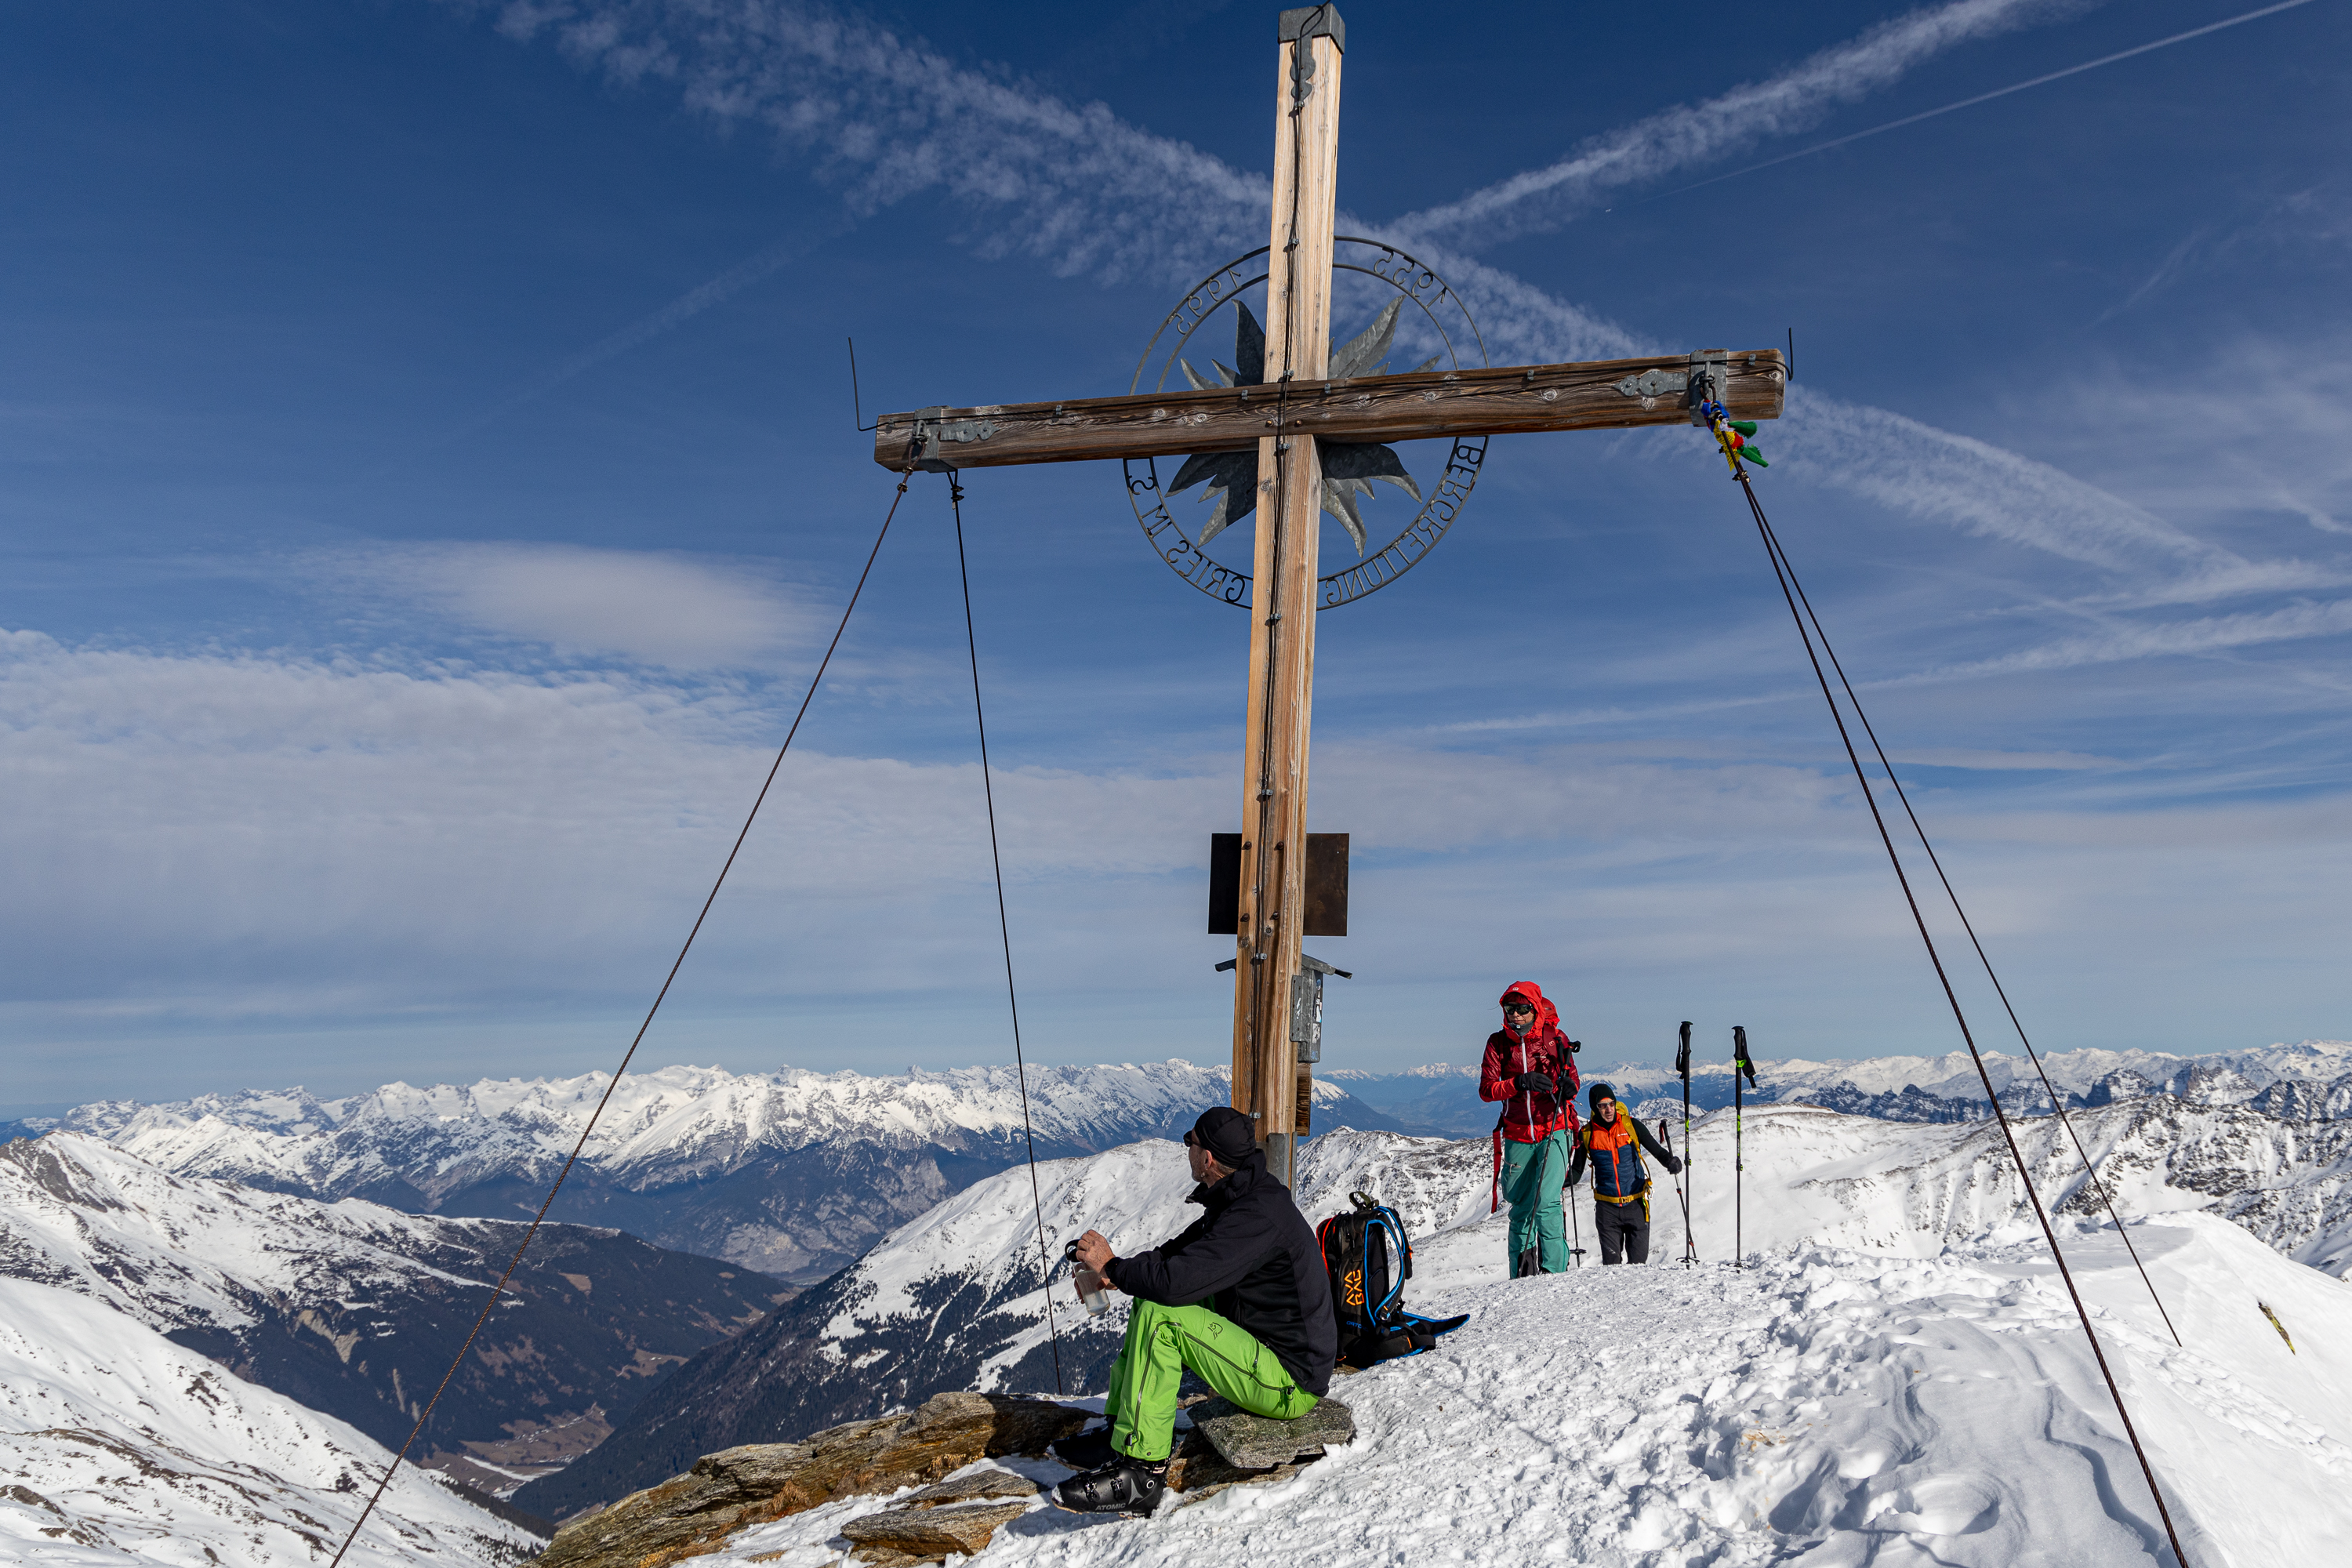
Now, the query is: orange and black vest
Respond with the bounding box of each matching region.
[1579,1114,1650,1219]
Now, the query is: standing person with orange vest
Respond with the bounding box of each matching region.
[1567,1083,1682,1265]
[1479,982,1581,1277]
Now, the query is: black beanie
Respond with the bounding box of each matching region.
[1190,1105,1258,1167]
[1588,1082,1617,1112]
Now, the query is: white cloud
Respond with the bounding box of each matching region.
[7,623,2347,1083]
[332,541,826,668]
[1893,747,2119,771]
[1909,595,2352,681]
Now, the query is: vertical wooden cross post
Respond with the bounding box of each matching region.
[1235,6,1343,1186]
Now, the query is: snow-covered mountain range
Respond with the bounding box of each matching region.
[18,1041,2336,1290]
[0,1133,782,1497]
[1334,1036,2352,1131]
[528,1086,2352,1524]
[4,1062,1403,1281]
[0,1274,539,1566]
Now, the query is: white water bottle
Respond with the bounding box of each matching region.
[1064,1241,1110,1316]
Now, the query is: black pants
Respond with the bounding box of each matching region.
[1595,1200,1649,1265]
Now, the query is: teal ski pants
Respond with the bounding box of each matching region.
[1102,1299,1318,1463]
[1501,1129,1570,1273]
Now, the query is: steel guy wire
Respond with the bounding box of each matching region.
[945,471,1065,1396]
[326,471,914,1567]
[1747,498,2182,1348]
[1737,474,2192,1568]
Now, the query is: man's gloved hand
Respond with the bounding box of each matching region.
[1515,1071,1555,1095]
[1665,1154,1684,1175]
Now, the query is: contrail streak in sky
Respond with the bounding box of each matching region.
[1388,0,2095,249]
[1646,0,2321,204]
[437,214,855,448]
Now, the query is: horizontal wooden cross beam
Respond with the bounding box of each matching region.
[873,348,1785,472]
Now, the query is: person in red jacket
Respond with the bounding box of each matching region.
[1479,981,1581,1276]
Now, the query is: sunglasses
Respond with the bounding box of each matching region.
[1502,1003,1535,1015]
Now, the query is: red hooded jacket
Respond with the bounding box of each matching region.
[1480,981,1581,1143]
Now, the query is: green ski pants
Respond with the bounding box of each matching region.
[1501,1129,1570,1273]
[1103,1299,1319,1463]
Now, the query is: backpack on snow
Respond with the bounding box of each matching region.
[1316,1192,1469,1369]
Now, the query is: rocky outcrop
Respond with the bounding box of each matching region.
[840,1496,1032,1563]
[535,1391,1086,1568]
[1789,1083,1986,1123]
[1191,1395,1355,1469]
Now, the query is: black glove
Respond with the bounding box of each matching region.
[1515,1071,1555,1096]
[1665,1154,1684,1175]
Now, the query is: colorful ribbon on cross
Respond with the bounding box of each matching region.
[1696,398,1768,477]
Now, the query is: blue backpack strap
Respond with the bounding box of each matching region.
[1379,1203,1414,1282]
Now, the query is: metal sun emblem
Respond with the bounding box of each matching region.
[1167,297,1438,557]
[1124,238,1489,610]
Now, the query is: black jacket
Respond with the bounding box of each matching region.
[1104,1149,1336,1397]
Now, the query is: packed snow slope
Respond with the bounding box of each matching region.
[6,1061,1403,1280]
[541,1105,2352,1561]
[0,1132,779,1495]
[0,1274,538,1566]
[624,1116,2352,1568]
[684,1216,2352,1568]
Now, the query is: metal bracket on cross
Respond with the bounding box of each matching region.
[1686,350,1731,426]
[902,407,1000,472]
[1289,952,1352,1063]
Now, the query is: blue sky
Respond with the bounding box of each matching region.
[5,0,2349,1110]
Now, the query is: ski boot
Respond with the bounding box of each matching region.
[1050,1425,1116,1471]
[1052,1455,1167,1515]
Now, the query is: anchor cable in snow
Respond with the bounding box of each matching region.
[1737,474,2192,1568]
[1747,494,2183,1350]
[327,472,915,1567]
[946,473,1066,1396]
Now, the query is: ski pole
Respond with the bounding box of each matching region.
[1733,1025,1744,1270]
[1659,1117,1694,1266]
[1676,1021,1696,1266]
[1567,1173,1584,1268]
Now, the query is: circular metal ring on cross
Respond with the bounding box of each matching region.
[1123,237,1489,610]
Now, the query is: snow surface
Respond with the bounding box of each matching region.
[665,1110,2352,1566]
[0,1276,535,1566]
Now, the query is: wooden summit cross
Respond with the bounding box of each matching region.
[873,6,1784,1185]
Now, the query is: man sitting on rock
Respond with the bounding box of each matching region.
[1054,1105,1335,1515]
